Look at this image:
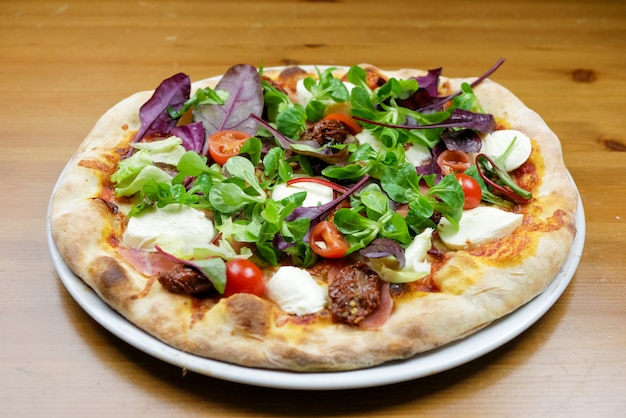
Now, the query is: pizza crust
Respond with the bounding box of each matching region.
[50,65,578,372]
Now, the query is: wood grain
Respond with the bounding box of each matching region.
[1,0,625,416]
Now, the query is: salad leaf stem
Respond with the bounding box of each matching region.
[475,154,531,202]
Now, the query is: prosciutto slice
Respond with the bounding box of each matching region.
[117,246,178,277]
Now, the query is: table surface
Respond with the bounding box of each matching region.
[2,0,625,416]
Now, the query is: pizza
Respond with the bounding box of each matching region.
[49,61,579,372]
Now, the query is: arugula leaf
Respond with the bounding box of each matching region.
[333,208,380,253]
[305,100,326,123]
[283,241,317,268]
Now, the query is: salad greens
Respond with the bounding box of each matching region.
[110,60,520,270]
[301,67,350,122]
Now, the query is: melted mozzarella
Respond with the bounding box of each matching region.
[403,228,434,274]
[265,266,327,315]
[438,206,523,250]
[481,129,532,172]
[271,181,334,207]
[404,143,432,167]
[123,204,215,256]
[355,129,383,152]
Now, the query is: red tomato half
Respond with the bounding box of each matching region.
[310,221,350,259]
[208,130,252,165]
[323,113,362,134]
[437,149,472,174]
[223,259,265,298]
[455,173,482,210]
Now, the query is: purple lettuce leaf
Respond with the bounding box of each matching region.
[170,121,205,154]
[416,68,442,98]
[134,73,191,142]
[194,64,263,137]
[444,108,495,133]
[397,68,442,111]
[416,141,445,179]
[359,238,406,269]
[440,128,482,153]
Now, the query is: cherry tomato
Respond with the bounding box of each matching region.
[223,259,265,298]
[310,221,350,259]
[208,130,252,165]
[437,149,472,174]
[455,173,482,210]
[322,113,362,134]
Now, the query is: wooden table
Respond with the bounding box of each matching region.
[2,0,625,416]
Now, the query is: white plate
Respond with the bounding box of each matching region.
[47,182,584,390]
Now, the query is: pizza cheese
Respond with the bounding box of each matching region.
[50,62,578,371]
